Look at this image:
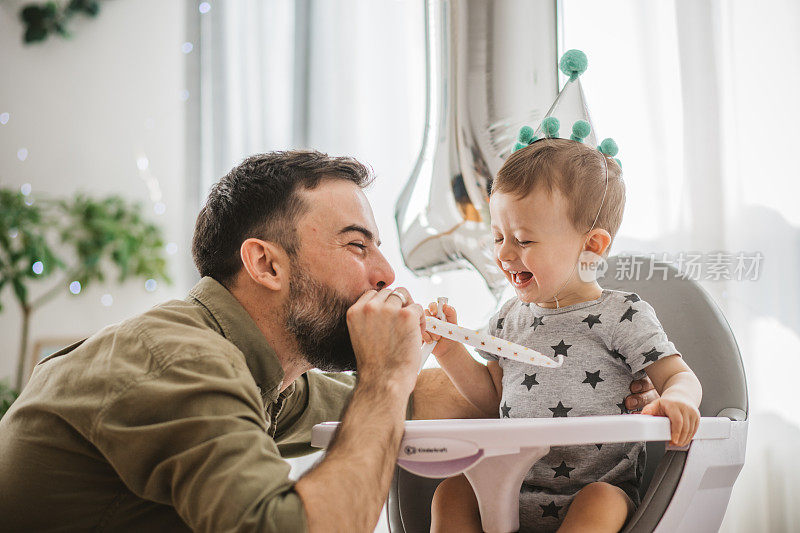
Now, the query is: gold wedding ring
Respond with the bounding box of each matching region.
[388,289,408,306]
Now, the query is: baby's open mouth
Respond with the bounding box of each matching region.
[509,270,534,287]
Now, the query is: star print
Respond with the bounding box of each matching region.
[624,293,641,303]
[531,316,544,330]
[501,401,511,418]
[582,313,602,329]
[620,306,639,322]
[595,443,603,450]
[617,401,628,414]
[540,501,562,519]
[521,373,539,390]
[551,340,571,357]
[552,461,575,478]
[496,318,505,330]
[642,347,664,363]
[549,401,572,417]
[582,370,604,389]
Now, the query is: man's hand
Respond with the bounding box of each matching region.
[641,393,701,447]
[347,287,425,394]
[298,287,425,532]
[625,377,659,411]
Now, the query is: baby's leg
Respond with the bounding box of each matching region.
[558,482,634,533]
[430,474,482,533]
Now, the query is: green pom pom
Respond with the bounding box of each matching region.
[599,138,619,157]
[541,117,560,138]
[513,142,526,152]
[529,135,539,144]
[518,125,534,144]
[559,49,588,79]
[571,120,591,140]
[614,158,622,168]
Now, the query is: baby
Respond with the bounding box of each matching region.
[424,138,702,533]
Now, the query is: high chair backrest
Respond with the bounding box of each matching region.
[600,255,748,421]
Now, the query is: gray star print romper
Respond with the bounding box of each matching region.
[478,290,678,532]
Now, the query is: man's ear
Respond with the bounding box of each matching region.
[240,238,290,291]
[585,229,612,257]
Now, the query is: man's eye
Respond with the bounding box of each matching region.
[349,242,366,250]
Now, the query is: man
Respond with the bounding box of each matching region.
[0,151,656,531]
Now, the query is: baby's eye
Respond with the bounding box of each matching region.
[516,238,532,246]
[493,236,504,244]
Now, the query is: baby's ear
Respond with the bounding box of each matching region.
[585,228,612,255]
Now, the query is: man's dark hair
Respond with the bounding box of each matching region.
[192,150,374,285]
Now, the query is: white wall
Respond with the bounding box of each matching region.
[0,0,191,383]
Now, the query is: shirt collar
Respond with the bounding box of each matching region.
[188,277,284,402]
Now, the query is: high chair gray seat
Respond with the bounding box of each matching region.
[385,255,748,532]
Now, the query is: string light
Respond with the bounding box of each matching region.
[69,281,82,295]
[0,112,9,125]
[101,294,113,306]
[165,242,178,255]
[32,261,44,275]
[17,148,28,161]
[20,183,32,196]
[145,279,158,292]
[199,2,211,14]
[181,42,193,54]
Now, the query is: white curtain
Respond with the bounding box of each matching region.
[563,0,800,530]
[196,0,298,198]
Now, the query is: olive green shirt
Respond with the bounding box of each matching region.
[0,277,357,532]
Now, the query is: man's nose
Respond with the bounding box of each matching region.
[370,250,396,290]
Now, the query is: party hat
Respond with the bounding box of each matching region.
[512,50,620,166]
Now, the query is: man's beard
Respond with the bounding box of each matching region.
[283,259,358,372]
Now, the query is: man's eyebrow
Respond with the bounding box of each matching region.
[339,224,381,246]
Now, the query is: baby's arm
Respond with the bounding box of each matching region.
[642,355,702,447]
[423,303,503,417]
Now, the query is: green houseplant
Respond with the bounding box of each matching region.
[0,188,171,393]
[19,0,102,44]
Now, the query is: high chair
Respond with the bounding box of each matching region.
[312,255,748,532]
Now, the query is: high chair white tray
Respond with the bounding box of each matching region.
[312,415,745,533]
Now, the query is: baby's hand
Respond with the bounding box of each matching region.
[640,393,700,447]
[422,302,460,357]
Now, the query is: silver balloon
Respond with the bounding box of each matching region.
[395,0,560,298]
